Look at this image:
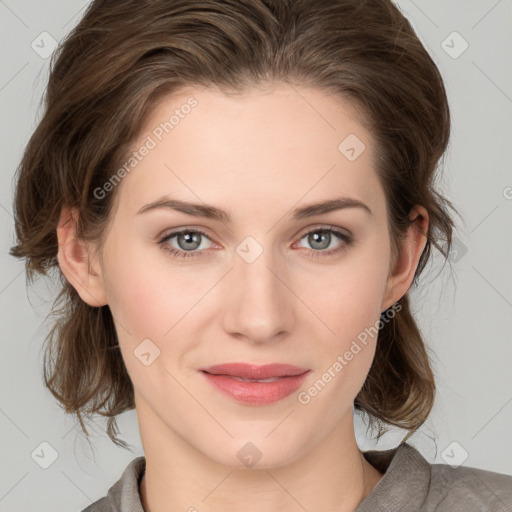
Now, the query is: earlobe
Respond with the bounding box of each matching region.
[56,205,108,307]
[381,205,429,312]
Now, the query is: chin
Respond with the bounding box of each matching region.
[202,436,305,470]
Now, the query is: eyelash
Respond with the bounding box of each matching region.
[157,226,352,260]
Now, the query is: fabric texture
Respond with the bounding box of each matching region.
[81,442,512,511]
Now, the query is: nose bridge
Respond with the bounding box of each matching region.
[222,239,294,342]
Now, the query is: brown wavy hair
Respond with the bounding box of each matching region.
[10,0,458,449]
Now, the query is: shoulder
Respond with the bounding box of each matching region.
[358,442,512,512]
[80,497,110,512]
[427,461,512,511]
[79,456,146,512]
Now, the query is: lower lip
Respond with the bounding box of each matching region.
[201,371,310,405]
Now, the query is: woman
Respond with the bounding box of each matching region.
[10,0,512,511]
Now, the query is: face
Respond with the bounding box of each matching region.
[68,83,416,469]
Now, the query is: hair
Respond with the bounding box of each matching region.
[10,0,458,450]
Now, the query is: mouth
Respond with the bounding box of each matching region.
[199,363,311,405]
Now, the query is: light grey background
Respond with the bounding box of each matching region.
[1,0,511,510]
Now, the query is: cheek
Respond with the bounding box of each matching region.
[306,246,390,341]
[294,239,390,405]
[99,239,170,366]
[106,266,160,335]
[103,243,215,355]
[103,255,185,391]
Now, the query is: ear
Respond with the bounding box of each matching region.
[380,205,429,312]
[56,205,108,307]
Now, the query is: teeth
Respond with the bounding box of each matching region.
[230,376,281,382]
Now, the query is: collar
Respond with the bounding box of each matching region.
[355,442,431,511]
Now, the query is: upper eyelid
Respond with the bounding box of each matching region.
[160,227,215,245]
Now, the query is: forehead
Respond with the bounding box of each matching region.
[115,83,385,221]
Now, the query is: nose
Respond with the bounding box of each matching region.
[221,247,295,344]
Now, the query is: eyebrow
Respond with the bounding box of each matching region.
[136,196,372,222]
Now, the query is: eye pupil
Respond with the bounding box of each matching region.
[178,231,201,250]
[309,230,331,250]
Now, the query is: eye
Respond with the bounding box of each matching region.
[295,227,352,259]
[158,229,214,259]
[157,226,353,260]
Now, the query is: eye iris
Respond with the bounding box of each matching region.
[309,230,331,250]
[178,231,201,251]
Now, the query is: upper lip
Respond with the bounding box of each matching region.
[200,363,309,379]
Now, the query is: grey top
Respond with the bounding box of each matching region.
[81,442,512,511]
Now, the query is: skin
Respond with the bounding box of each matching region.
[57,82,428,512]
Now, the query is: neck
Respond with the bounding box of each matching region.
[137,401,383,512]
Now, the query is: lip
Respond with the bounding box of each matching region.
[200,363,309,379]
[200,363,311,405]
